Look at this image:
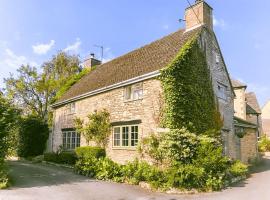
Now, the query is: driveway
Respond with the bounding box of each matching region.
[1,157,270,200]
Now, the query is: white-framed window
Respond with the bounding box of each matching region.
[217,83,227,100]
[62,130,80,150]
[113,125,139,147]
[67,102,76,114]
[124,83,143,101]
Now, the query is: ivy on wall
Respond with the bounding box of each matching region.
[160,34,222,135]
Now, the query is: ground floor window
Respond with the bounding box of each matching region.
[62,130,80,150]
[113,125,139,147]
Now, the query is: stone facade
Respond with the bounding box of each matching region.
[240,128,258,164]
[234,88,247,120]
[52,79,163,164]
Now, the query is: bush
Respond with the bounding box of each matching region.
[44,152,77,165]
[166,164,205,189]
[228,160,248,177]
[75,146,105,159]
[17,116,49,158]
[159,128,199,165]
[44,152,58,163]
[96,158,123,181]
[258,135,270,152]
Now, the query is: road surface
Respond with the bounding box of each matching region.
[0,157,270,200]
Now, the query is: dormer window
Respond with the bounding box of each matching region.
[124,83,143,101]
[217,83,227,100]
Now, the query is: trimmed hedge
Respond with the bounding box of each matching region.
[44,151,77,165]
[75,146,106,159]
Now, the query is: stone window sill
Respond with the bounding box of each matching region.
[112,147,137,151]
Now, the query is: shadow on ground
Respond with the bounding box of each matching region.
[226,156,270,189]
[7,160,96,189]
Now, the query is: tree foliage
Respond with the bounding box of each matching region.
[0,93,20,187]
[17,116,49,157]
[4,52,81,121]
[75,109,111,147]
[160,35,222,135]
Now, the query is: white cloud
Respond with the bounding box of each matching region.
[213,15,226,29]
[32,40,55,55]
[0,48,37,69]
[64,38,81,53]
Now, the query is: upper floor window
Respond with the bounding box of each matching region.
[124,83,143,101]
[113,125,139,148]
[68,102,76,114]
[217,83,227,100]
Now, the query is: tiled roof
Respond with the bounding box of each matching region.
[246,92,261,114]
[56,28,202,104]
[231,79,247,88]
[234,116,257,127]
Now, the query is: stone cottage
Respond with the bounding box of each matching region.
[50,0,256,164]
[231,79,261,163]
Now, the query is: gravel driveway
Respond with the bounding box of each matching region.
[0,157,270,200]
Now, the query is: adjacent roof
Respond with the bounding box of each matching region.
[234,116,257,128]
[231,79,247,89]
[54,28,201,106]
[246,92,261,114]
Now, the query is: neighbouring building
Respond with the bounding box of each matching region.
[262,101,270,137]
[49,0,257,164]
[231,79,261,163]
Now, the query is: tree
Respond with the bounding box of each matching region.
[75,109,111,147]
[0,93,20,187]
[17,116,49,157]
[4,52,81,121]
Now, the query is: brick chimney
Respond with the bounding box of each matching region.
[82,53,101,69]
[185,0,213,32]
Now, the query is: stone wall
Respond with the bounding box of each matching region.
[52,79,163,164]
[200,29,236,159]
[234,88,247,120]
[240,128,258,163]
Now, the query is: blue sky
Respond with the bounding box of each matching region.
[0,0,269,106]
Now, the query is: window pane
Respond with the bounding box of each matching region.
[62,132,67,149]
[113,127,120,146]
[125,86,132,100]
[122,127,129,146]
[71,132,76,149]
[131,126,138,146]
[76,133,80,148]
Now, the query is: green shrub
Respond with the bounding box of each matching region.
[75,156,98,177]
[258,135,270,152]
[17,116,49,158]
[44,152,77,165]
[96,158,123,181]
[229,160,248,177]
[58,152,77,165]
[44,152,58,163]
[75,146,105,159]
[0,160,8,189]
[166,164,205,189]
[159,128,199,165]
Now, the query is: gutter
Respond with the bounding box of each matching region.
[51,70,161,108]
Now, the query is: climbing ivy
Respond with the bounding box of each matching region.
[160,35,222,135]
[53,67,91,102]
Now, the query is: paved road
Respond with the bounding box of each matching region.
[1,157,270,200]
